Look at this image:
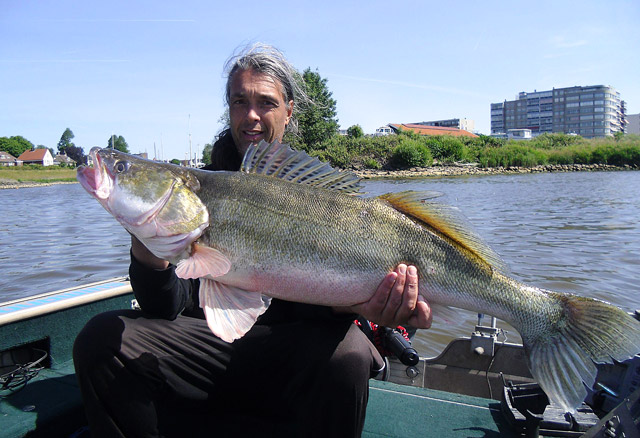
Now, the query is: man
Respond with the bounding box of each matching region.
[74,43,431,438]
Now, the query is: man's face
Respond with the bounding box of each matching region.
[229,69,294,156]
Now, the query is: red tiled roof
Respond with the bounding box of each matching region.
[17,149,48,161]
[390,124,478,138]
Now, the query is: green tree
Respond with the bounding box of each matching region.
[65,145,86,166]
[0,136,34,157]
[58,128,75,154]
[107,135,130,153]
[202,142,213,166]
[347,125,364,138]
[296,68,339,148]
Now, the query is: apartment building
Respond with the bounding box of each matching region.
[491,85,627,138]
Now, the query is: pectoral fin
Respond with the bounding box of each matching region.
[175,244,231,279]
[199,278,271,343]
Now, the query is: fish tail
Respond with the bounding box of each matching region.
[522,293,640,413]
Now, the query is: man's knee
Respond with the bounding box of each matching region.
[73,310,131,367]
[327,324,382,386]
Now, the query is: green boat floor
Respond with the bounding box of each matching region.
[0,361,85,438]
[365,380,516,438]
[2,367,516,438]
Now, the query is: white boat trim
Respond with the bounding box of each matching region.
[0,277,132,326]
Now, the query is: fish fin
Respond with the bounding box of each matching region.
[199,278,271,343]
[379,191,508,274]
[175,244,231,279]
[522,292,640,413]
[241,140,363,194]
[429,303,465,325]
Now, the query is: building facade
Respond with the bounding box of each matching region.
[627,113,640,135]
[413,118,475,133]
[491,85,626,138]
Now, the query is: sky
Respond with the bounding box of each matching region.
[1,0,639,161]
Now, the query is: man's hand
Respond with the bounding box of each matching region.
[336,264,432,329]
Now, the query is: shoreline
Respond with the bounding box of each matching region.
[354,163,638,179]
[0,163,637,189]
[0,180,77,190]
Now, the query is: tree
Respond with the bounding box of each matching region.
[58,128,75,154]
[347,125,364,138]
[65,145,86,166]
[0,136,34,157]
[107,135,130,153]
[296,68,339,148]
[202,142,213,166]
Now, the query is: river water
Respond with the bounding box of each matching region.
[1,171,639,356]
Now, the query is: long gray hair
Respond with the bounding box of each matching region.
[223,43,308,134]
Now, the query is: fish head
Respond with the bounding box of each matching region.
[77,147,209,261]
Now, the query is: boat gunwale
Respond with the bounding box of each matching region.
[0,276,132,326]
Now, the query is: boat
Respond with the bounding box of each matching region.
[1,278,638,437]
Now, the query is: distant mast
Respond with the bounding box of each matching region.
[188,114,193,167]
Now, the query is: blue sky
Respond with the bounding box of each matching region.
[1,0,638,161]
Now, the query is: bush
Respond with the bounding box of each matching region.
[391,139,433,168]
[363,158,381,169]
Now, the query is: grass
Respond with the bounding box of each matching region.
[0,166,77,183]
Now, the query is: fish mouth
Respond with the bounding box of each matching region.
[76,148,112,200]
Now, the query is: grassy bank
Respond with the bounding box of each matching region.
[0,165,77,183]
[294,132,640,170]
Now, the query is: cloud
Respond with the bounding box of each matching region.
[0,59,128,63]
[327,73,493,99]
[549,35,588,49]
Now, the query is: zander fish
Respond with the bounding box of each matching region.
[77,140,640,413]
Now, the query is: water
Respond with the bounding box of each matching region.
[0,184,130,301]
[1,171,639,356]
[365,171,640,356]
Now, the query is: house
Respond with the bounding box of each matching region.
[507,129,532,140]
[374,126,395,136]
[0,151,19,166]
[54,154,77,166]
[17,149,55,166]
[388,123,478,138]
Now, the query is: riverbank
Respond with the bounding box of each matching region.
[355,162,638,179]
[1,163,637,189]
[0,178,77,190]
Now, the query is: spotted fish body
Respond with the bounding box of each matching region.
[77,140,640,413]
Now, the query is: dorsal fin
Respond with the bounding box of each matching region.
[241,140,363,194]
[379,191,508,274]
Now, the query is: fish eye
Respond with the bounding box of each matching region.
[114,161,130,174]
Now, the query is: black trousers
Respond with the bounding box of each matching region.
[73,309,383,438]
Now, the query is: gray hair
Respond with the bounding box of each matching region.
[224,43,308,134]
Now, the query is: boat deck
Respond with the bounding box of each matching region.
[1,361,515,438]
[365,380,515,437]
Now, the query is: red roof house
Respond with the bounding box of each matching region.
[17,149,55,166]
[389,123,478,138]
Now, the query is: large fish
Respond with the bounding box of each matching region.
[77,140,640,413]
